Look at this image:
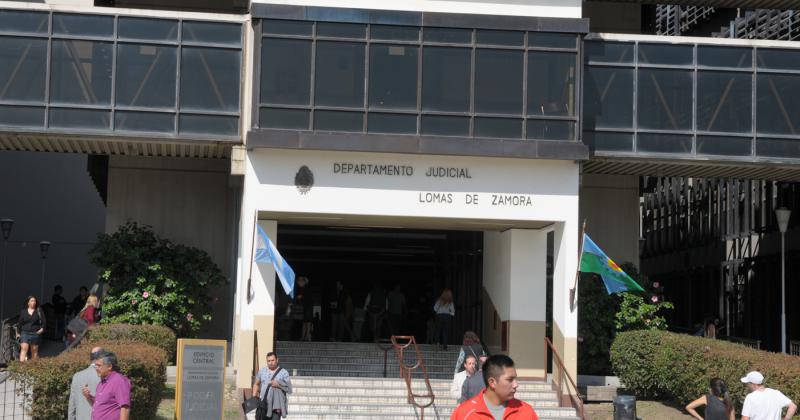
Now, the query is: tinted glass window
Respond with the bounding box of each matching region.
[368,113,416,134]
[474,117,521,138]
[636,133,693,153]
[182,21,241,46]
[369,44,418,110]
[317,22,365,39]
[757,138,800,158]
[50,40,113,106]
[262,19,312,36]
[528,33,576,49]
[583,131,633,152]
[421,115,469,136]
[370,25,418,41]
[584,41,633,64]
[0,105,44,127]
[115,44,177,108]
[638,44,693,66]
[180,48,241,112]
[475,49,523,114]
[118,18,178,42]
[115,111,175,133]
[423,27,471,44]
[314,42,365,108]
[422,47,470,112]
[261,38,311,105]
[0,37,47,102]
[314,110,363,132]
[476,30,523,46]
[0,10,48,35]
[179,114,239,136]
[53,14,113,38]
[757,74,800,135]
[697,135,752,156]
[260,108,309,130]
[526,120,574,140]
[527,52,576,116]
[49,108,110,130]
[637,69,692,130]
[583,67,633,129]
[757,48,800,71]
[698,46,752,68]
[697,71,751,133]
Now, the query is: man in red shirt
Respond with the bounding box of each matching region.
[450,354,538,420]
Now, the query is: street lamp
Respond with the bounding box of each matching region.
[0,218,13,322]
[39,241,50,304]
[775,207,791,354]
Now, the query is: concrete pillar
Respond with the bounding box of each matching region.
[579,173,640,268]
[552,220,579,387]
[483,228,548,378]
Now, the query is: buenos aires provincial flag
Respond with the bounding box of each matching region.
[255,225,295,298]
[580,233,644,294]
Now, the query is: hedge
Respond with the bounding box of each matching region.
[83,323,176,363]
[8,341,166,420]
[611,330,800,408]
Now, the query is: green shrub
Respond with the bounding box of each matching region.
[83,323,177,363]
[611,330,800,408]
[8,341,166,420]
[90,222,225,337]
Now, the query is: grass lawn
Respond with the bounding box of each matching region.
[156,384,241,420]
[585,400,694,420]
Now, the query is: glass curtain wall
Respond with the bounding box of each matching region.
[584,38,800,159]
[257,19,580,141]
[0,9,242,139]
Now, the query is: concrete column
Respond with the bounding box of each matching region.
[552,220,579,387]
[482,228,548,378]
[579,173,640,268]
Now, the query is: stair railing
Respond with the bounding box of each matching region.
[375,338,393,378]
[544,337,586,420]
[390,335,435,419]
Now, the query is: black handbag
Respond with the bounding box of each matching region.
[242,392,260,413]
[67,316,89,335]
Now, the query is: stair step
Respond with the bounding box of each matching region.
[288,403,576,415]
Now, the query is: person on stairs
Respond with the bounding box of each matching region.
[452,354,538,420]
[253,352,293,420]
[451,355,477,403]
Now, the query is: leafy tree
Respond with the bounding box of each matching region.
[89,222,225,337]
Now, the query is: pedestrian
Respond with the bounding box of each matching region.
[329,281,353,341]
[741,371,797,420]
[705,317,720,339]
[451,354,538,419]
[69,346,104,420]
[387,283,406,336]
[296,277,313,341]
[252,352,292,420]
[461,355,488,403]
[68,294,101,344]
[52,285,68,339]
[685,378,735,420]
[433,288,455,350]
[364,282,388,341]
[70,286,89,316]
[15,296,45,362]
[450,355,477,402]
[83,351,131,420]
[454,331,487,374]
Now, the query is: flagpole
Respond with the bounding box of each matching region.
[246,211,258,302]
[570,219,587,310]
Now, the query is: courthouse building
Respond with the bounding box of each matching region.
[1,0,800,402]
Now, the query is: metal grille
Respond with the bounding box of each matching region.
[0,371,30,420]
[656,5,718,36]
[717,9,800,41]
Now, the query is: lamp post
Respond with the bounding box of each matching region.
[775,207,791,354]
[39,241,50,305]
[1,218,13,322]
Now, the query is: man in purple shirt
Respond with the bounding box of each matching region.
[81,351,131,420]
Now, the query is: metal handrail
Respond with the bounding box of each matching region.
[544,337,586,420]
[375,338,393,378]
[390,335,435,419]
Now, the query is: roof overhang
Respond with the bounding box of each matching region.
[585,0,800,10]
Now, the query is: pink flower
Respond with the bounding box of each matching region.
[652,282,660,289]
[131,299,138,305]
[651,295,659,303]
[142,291,150,298]
[186,313,194,321]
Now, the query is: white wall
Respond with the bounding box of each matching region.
[0,151,105,320]
[253,0,581,18]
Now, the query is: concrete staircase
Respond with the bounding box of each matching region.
[263,341,579,420]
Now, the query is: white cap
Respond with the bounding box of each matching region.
[741,371,764,385]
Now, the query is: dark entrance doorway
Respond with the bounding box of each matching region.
[274,225,483,345]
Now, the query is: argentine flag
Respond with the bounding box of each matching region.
[255,225,295,298]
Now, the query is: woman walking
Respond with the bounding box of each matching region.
[15,296,45,361]
[433,289,455,350]
[685,378,735,420]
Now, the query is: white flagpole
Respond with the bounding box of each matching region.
[246,211,258,302]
